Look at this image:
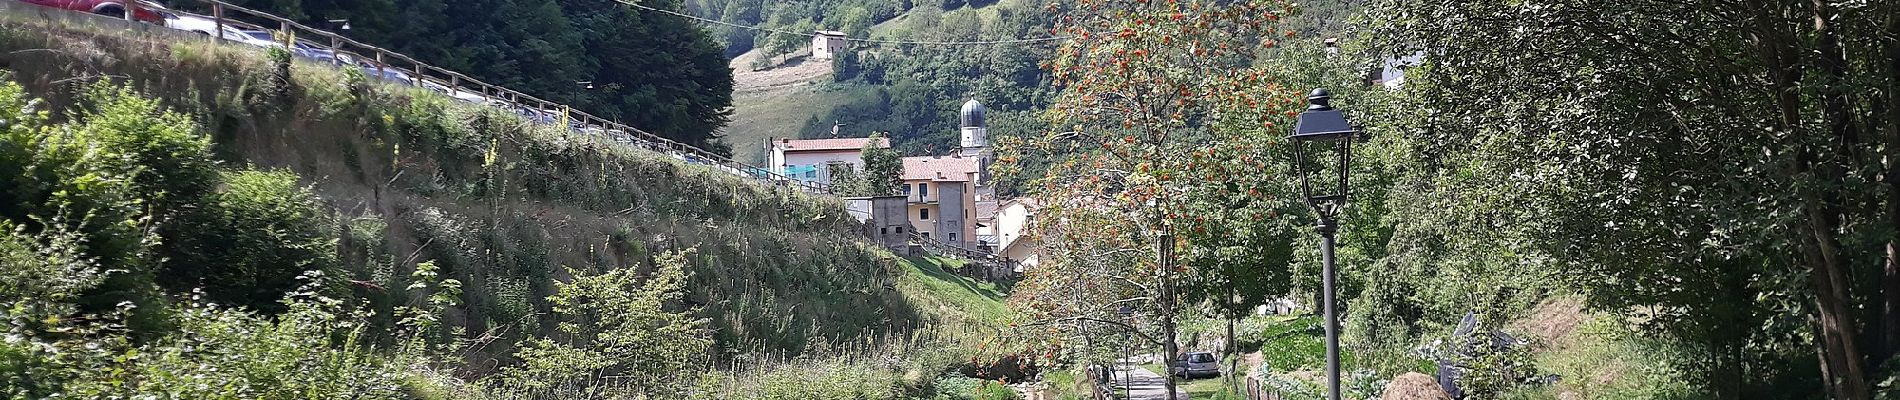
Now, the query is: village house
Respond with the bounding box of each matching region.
[767,137,889,185]
[991,198,1040,271]
[902,155,980,247]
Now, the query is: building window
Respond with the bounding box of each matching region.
[880,227,888,234]
[895,226,904,233]
[949,233,958,243]
[920,208,930,220]
[919,183,928,197]
[805,169,817,178]
[903,184,912,195]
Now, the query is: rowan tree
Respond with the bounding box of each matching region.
[1000,0,1302,397]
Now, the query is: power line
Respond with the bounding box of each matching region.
[617,0,1072,46]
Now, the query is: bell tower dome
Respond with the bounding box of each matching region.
[959,99,987,150]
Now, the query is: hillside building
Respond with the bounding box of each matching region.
[767,137,888,185]
[811,30,847,60]
[901,99,1001,249]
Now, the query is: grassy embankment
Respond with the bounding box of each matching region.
[0,10,1019,398]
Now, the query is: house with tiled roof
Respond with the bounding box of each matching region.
[900,154,982,247]
[767,137,889,185]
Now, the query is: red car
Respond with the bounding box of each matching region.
[19,0,164,24]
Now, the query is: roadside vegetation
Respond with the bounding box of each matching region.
[0,19,1021,398]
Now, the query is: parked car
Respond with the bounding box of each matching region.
[290,40,339,63]
[161,13,283,48]
[418,80,489,104]
[351,60,415,85]
[20,0,163,24]
[1170,352,1220,379]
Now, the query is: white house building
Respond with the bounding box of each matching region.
[992,198,1040,271]
[768,137,888,185]
[811,30,847,60]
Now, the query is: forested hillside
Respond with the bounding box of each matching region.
[200,0,736,154]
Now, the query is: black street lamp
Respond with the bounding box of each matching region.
[1287,88,1356,400]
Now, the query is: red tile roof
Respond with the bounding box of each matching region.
[775,138,888,152]
[902,156,980,181]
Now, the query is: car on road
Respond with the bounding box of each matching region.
[160,13,284,48]
[1170,352,1220,379]
[351,59,415,85]
[20,0,163,24]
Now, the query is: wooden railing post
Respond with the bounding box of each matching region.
[211,4,224,45]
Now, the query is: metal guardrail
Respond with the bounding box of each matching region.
[54,0,835,196]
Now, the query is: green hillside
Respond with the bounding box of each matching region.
[0,15,1014,398]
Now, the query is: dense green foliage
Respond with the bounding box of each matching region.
[1336,0,1900,398]
[208,0,737,153]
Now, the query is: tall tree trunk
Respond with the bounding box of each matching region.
[1808,1,1874,397]
[1161,231,1180,400]
[1804,198,1872,400]
[1880,7,1900,371]
[1226,269,1240,395]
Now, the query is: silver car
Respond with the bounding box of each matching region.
[1171,352,1220,379]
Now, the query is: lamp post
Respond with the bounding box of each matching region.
[1286,88,1357,400]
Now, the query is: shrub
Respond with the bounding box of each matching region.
[489,248,711,397]
[0,222,132,399]
[935,374,1022,400]
[131,276,408,399]
[0,79,167,333]
[166,169,338,313]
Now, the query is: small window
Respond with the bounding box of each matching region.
[920,208,930,220]
[919,183,929,197]
[880,227,888,234]
[949,233,959,242]
[896,226,904,233]
[903,185,912,195]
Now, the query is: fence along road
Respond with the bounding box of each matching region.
[59,0,833,196]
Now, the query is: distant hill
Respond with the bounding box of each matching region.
[717,0,1055,163]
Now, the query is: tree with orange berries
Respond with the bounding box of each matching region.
[996,0,1305,397]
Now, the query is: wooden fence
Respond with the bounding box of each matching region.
[908,231,1019,282]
